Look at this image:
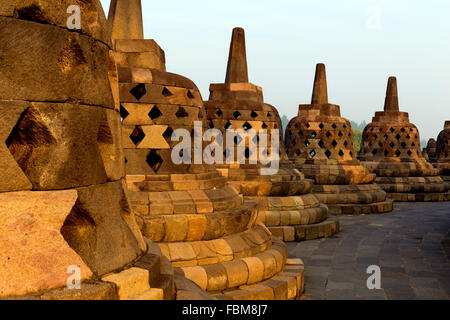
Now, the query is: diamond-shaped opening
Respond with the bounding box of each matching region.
[224,148,231,159]
[252,135,259,144]
[243,121,252,131]
[234,135,242,145]
[344,141,348,146]
[319,123,324,129]
[267,112,271,117]
[370,127,374,132]
[176,107,188,118]
[410,128,413,132]
[390,127,395,133]
[332,140,338,147]
[130,126,145,146]
[251,111,258,118]
[299,130,304,136]
[378,142,383,148]
[146,150,163,173]
[318,140,325,148]
[294,123,299,129]
[295,149,301,156]
[262,122,268,129]
[325,150,331,158]
[395,150,401,157]
[311,131,317,138]
[374,134,378,139]
[338,150,344,157]
[148,106,162,120]
[369,142,373,147]
[401,142,407,148]
[305,140,310,147]
[407,150,412,156]
[306,123,310,128]
[411,142,415,147]
[124,157,128,164]
[343,124,347,129]
[395,134,401,140]
[326,131,331,138]
[224,121,232,130]
[130,84,146,100]
[309,149,316,157]
[401,128,406,132]
[348,132,352,137]
[209,120,214,129]
[163,127,173,139]
[372,149,377,155]
[406,134,411,139]
[162,87,173,97]
[187,90,195,99]
[120,104,129,121]
[384,134,389,140]
[332,124,337,129]
[349,151,353,156]
[216,109,223,117]
[389,142,395,148]
[233,111,241,119]
[338,131,343,137]
[292,139,297,145]
[384,150,389,156]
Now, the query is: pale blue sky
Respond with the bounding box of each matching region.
[100,0,449,141]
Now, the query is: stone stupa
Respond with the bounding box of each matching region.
[434,121,450,189]
[0,0,175,300]
[111,2,305,300]
[204,28,339,242]
[422,139,437,162]
[285,64,394,215]
[358,77,449,201]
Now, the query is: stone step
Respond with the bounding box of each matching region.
[261,204,328,227]
[328,199,394,215]
[269,219,340,242]
[101,267,155,300]
[212,259,305,300]
[177,239,288,292]
[158,224,273,268]
[388,192,450,202]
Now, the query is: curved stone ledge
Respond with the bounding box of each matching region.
[327,200,394,215]
[261,204,329,227]
[140,200,258,242]
[157,224,273,268]
[269,219,340,241]
[178,239,289,292]
[388,192,450,202]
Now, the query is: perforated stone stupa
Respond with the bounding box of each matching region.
[358,77,449,202]
[432,121,450,190]
[204,28,339,242]
[423,139,437,162]
[0,0,174,300]
[112,3,305,300]
[285,64,394,215]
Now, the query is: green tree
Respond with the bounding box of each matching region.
[353,129,362,155]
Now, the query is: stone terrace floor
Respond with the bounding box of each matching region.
[287,201,450,300]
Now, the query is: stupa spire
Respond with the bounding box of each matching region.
[225,27,249,83]
[384,76,399,111]
[311,63,328,104]
[108,0,144,41]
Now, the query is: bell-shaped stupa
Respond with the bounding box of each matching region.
[204,28,339,242]
[285,64,394,215]
[0,0,176,300]
[358,77,449,201]
[423,139,437,162]
[433,121,450,189]
[111,4,305,299]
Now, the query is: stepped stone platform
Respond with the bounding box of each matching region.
[358,78,449,202]
[0,0,178,300]
[285,64,393,215]
[433,122,450,190]
[110,4,304,299]
[204,28,339,242]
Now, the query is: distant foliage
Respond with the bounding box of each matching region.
[281,115,289,136]
[353,129,362,154]
[350,120,367,131]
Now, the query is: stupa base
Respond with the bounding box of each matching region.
[175,239,304,299]
[212,260,305,300]
[269,219,340,242]
[312,184,394,215]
